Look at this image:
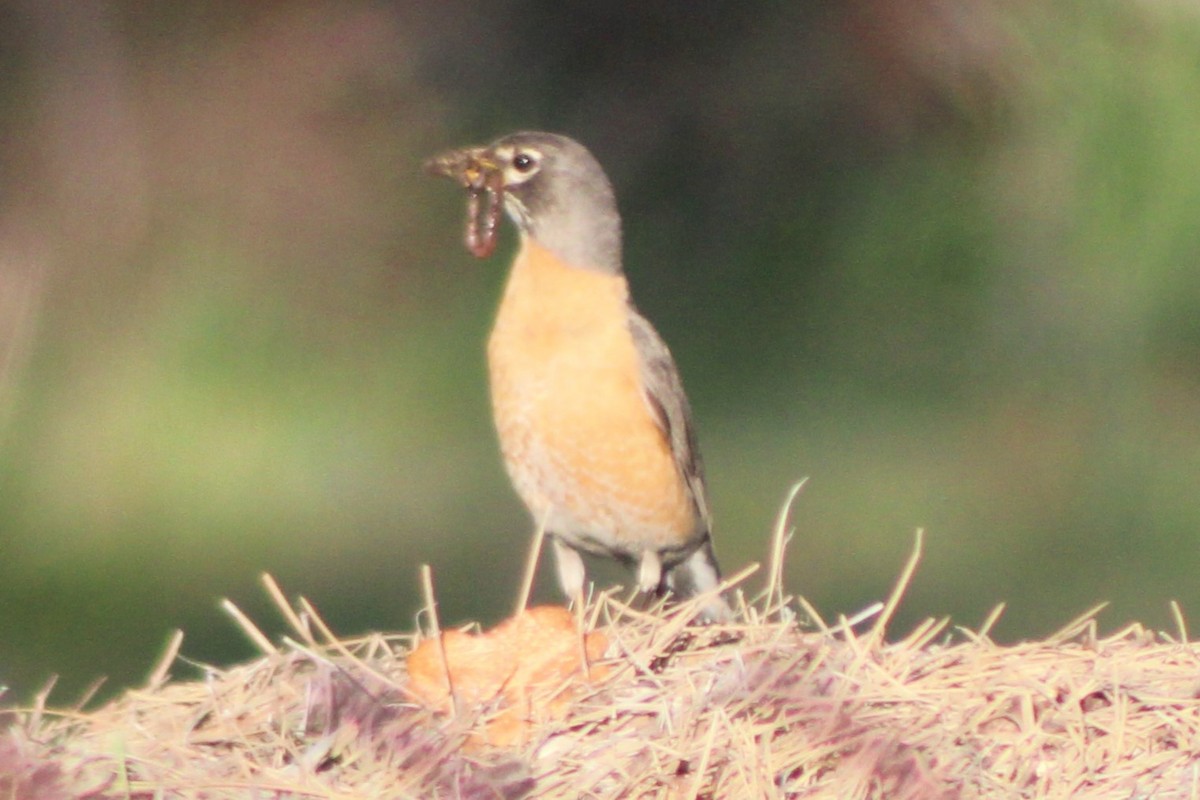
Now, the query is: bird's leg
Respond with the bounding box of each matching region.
[551,537,592,678]
[551,537,586,604]
[637,549,663,595]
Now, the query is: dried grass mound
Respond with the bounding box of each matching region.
[3,534,1200,799]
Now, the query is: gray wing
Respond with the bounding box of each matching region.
[627,308,712,534]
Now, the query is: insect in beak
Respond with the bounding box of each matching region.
[425,148,504,259]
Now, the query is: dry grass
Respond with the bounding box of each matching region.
[4,502,1200,799]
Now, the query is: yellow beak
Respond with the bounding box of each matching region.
[423,147,499,191]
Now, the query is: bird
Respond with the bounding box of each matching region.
[426,131,731,622]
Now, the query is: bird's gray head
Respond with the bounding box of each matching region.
[428,132,623,274]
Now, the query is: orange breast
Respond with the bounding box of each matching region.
[487,237,697,554]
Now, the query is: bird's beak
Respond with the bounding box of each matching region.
[423,147,499,191]
[425,145,506,259]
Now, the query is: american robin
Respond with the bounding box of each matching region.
[427,131,731,622]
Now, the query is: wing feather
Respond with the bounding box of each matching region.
[626,308,711,534]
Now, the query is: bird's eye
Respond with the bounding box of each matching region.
[512,152,537,173]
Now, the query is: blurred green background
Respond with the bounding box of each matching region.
[2,0,1200,705]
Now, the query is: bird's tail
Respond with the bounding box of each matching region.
[665,536,733,623]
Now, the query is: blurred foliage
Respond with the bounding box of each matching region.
[1,0,1200,705]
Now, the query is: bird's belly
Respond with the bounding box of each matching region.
[488,329,697,556]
